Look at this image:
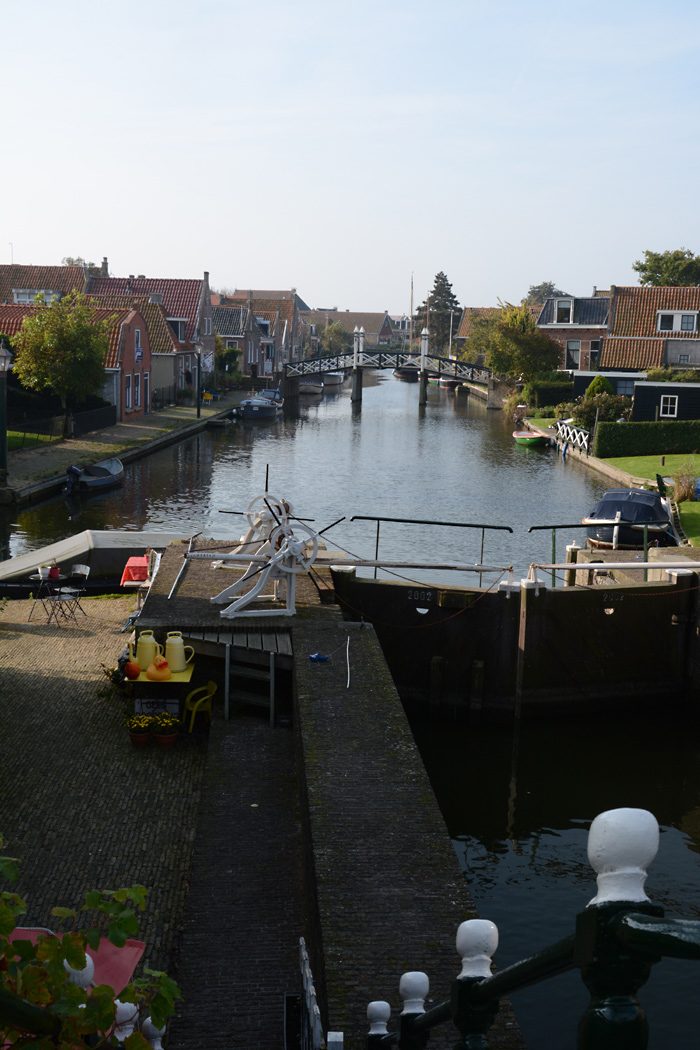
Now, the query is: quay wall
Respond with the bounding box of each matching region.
[291,610,524,1049]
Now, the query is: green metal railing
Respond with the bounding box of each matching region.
[528,522,670,585]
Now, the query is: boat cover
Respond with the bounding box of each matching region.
[586,488,669,523]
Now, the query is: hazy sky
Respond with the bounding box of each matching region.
[5,0,700,313]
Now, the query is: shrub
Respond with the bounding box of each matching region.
[672,458,699,502]
[593,420,700,457]
[571,392,631,430]
[585,374,614,398]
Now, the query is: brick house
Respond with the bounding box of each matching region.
[0,302,152,421]
[86,267,214,390]
[599,285,700,372]
[536,291,610,371]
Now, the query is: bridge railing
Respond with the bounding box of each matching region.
[365,807,700,1050]
[284,352,491,382]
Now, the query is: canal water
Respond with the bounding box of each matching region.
[2,375,697,1047]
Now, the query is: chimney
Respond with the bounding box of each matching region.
[137,274,145,279]
[101,257,108,277]
[592,286,597,297]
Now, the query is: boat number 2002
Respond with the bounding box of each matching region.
[407,589,434,603]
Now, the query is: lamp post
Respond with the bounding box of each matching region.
[193,341,203,418]
[0,340,13,487]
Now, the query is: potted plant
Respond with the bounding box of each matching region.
[37,564,50,580]
[124,713,155,748]
[152,711,182,748]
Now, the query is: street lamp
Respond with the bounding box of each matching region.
[193,340,203,418]
[0,340,13,487]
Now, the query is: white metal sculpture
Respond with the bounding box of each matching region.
[208,492,319,618]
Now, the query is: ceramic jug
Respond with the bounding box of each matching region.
[135,630,162,669]
[164,632,195,673]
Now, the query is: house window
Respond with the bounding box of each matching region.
[134,373,141,408]
[616,380,634,397]
[660,394,678,418]
[143,372,150,414]
[590,340,600,369]
[125,374,132,410]
[556,299,573,324]
[226,339,239,349]
[135,328,141,348]
[657,311,698,333]
[565,340,580,369]
[679,354,690,364]
[203,317,212,335]
[168,319,187,342]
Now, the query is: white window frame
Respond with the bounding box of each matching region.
[566,339,580,368]
[656,311,698,334]
[125,374,132,410]
[135,327,141,348]
[679,354,690,364]
[660,394,678,418]
[555,299,573,324]
[134,372,141,409]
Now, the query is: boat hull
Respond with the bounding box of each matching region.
[65,457,124,494]
[235,398,279,420]
[513,431,549,447]
[583,488,679,550]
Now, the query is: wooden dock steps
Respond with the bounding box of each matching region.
[184,628,293,725]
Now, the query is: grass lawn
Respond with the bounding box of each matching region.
[598,453,700,480]
[677,502,700,545]
[524,417,556,430]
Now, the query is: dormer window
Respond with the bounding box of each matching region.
[657,311,698,333]
[168,318,187,342]
[555,299,573,324]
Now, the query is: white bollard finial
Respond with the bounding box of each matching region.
[456,919,499,978]
[399,971,429,1015]
[63,952,95,988]
[367,1000,391,1035]
[114,1000,139,1042]
[587,807,659,906]
[142,1015,166,1049]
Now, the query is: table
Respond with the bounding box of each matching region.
[120,556,149,586]
[132,662,195,718]
[28,574,67,624]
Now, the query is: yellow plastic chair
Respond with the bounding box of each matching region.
[183,681,217,733]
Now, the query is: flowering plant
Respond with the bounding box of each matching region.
[153,712,181,734]
[124,714,156,733]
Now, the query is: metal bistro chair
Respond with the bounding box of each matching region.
[58,564,90,617]
[183,681,217,733]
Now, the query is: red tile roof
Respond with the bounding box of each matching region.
[599,337,665,370]
[86,294,180,354]
[0,302,130,367]
[0,265,87,304]
[456,307,500,339]
[87,277,204,344]
[611,285,700,338]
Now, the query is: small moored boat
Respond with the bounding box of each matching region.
[583,488,680,549]
[513,431,549,447]
[298,381,324,395]
[259,387,284,407]
[233,396,280,421]
[64,457,124,495]
[394,361,420,382]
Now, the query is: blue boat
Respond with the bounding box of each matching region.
[582,488,680,549]
[64,457,124,495]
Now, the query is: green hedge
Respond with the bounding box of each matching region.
[593,420,700,458]
[525,381,573,407]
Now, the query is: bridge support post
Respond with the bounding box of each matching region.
[351,367,363,402]
[419,370,428,405]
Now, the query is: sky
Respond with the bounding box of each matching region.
[4,0,700,314]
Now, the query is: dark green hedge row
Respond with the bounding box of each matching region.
[593,420,700,458]
[526,381,573,406]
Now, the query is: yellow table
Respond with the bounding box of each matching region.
[132,663,195,717]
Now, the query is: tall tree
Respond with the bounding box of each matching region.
[524,281,570,305]
[319,320,352,355]
[414,272,461,353]
[11,293,112,433]
[462,301,561,379]
[633,248,700,287]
